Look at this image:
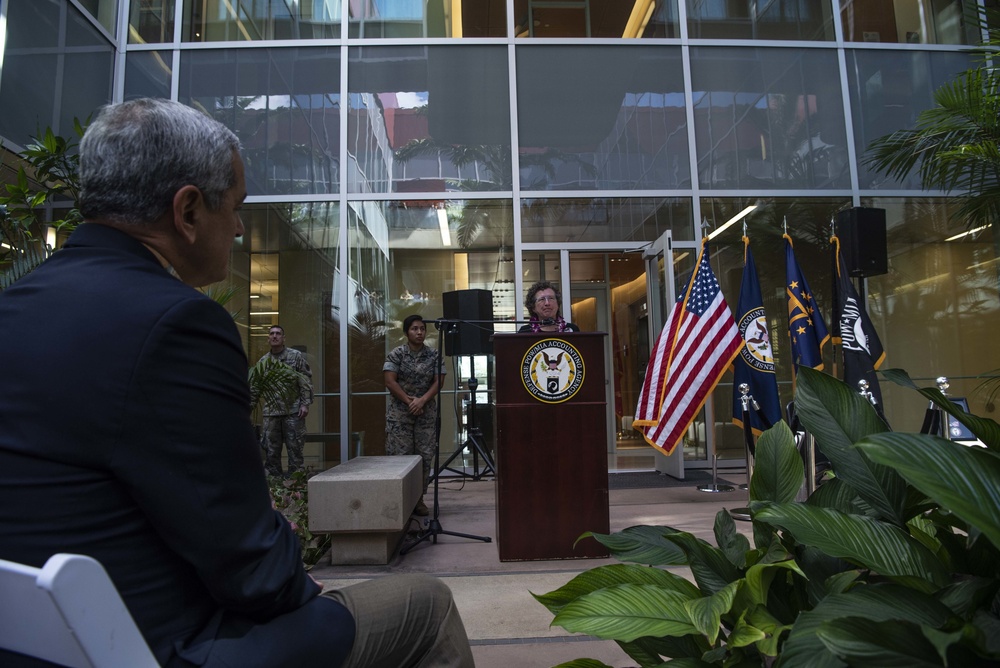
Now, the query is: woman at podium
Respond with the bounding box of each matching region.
[518,281,580,334]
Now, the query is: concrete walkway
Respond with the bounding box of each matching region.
[310,471,751,668]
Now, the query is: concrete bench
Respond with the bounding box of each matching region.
[308,455,422,565]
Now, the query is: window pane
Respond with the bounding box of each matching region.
[75,0,118,35]
[231,202,343,468]
[513,0,680,38]
[859,197,1000,427]
[179,48,341,196]
[129,0,176,44]
[840,0,982,45]
[521,197,693,243]
[687,0,835,40]
[349,0,505,38]
[517,45,689,191]
[691,46,850,190]
[847,49,976,189]
[0,0,113,144]
[124,51,173,100]
[348,45,511,194]
[183,0,341,41]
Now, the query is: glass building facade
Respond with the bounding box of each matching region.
[2,0,998,473]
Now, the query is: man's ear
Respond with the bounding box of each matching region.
[171,185,204,245]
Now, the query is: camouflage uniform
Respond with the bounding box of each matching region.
[383,344,445,493]
[259,346,313,477]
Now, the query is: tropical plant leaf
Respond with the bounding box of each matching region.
[728,612,767,648]
[745,604,792,657]
[815,617,945,667]
[775,583,957,668]
[714,509,750,569]
[856,432,1000,552]
[753,502,950,588]
[684,581,739,644]
[749,421,804,505]
[532,563,700,615]
[552,660,614,668]
[806,477,872,516]
[794,367,908,525]
[744,558,806,608]
[618,634,711,663]
[551,584,700,642]
[665,531,743,595]
[582,526,688,566]
[882,368,1000,452]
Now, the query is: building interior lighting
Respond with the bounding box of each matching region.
[707,205,758,240]
[945,224,991,241]
[437,205,452,247]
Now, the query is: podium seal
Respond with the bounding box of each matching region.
[521,338,585,403]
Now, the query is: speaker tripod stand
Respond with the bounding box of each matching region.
[432,376,495,481]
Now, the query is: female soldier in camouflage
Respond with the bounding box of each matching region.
[383,314,445,516]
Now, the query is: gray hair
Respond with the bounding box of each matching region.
[79,98,241,225]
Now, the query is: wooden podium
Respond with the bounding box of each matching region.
[493,332,610,561]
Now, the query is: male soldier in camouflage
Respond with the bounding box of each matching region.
[260,325,313,476]
[383,314,445,516]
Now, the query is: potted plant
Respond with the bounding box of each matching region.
[535,366,1000,667]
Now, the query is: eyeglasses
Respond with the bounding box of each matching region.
[534,295,557,304]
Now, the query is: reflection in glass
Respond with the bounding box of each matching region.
[513,0,679,38]
[75,0,118,35]
[691,46,850,190]
[521,197,693,243]
[349,0,506,37]
[235,202,342,467]
[129,0,175,43]
[860,197,1000,426]
[687,0,835,40]
[124,51,172,100]
[179,48,340,196]
[517,45,689,191]
[348,45,511,194]
[846,49,974,189]
[183,0,341,41]
[840,0,982,45]
[0,0,114,145]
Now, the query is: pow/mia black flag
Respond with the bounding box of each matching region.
[832,236,886,413]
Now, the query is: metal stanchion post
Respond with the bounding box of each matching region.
[697,452,735,493]
[729,384,754,521]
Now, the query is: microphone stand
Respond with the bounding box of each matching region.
[400,321,492,555]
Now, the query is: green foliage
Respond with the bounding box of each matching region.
[248,356,309,423]
[863,8,1000,232]
[0,121,86,290]
[267,471,331,569]
[537,366,1000,667]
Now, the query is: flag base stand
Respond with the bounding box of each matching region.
[729,507,751,521]
[697,455,735,493]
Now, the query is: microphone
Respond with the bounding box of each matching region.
[541,318,555,326]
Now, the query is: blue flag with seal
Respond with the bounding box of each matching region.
[784,233,829,371]
[732,237,781,435]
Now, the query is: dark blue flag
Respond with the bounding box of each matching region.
[733,238,782,435]
[784,234,829,371]
[832,236,886,412]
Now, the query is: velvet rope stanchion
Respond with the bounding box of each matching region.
[729,383,756,521]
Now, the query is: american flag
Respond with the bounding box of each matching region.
[634,240,743,455]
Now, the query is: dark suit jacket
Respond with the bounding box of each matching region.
[0,224,352,667]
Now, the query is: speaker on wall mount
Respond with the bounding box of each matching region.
[441,289,494,356]
[835,207,888,278]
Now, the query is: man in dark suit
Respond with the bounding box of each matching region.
[0,98,473,667]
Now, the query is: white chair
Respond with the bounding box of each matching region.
[0,553,158,667]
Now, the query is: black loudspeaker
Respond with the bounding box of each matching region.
[835,207,888,277]
[441,289,494,356]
